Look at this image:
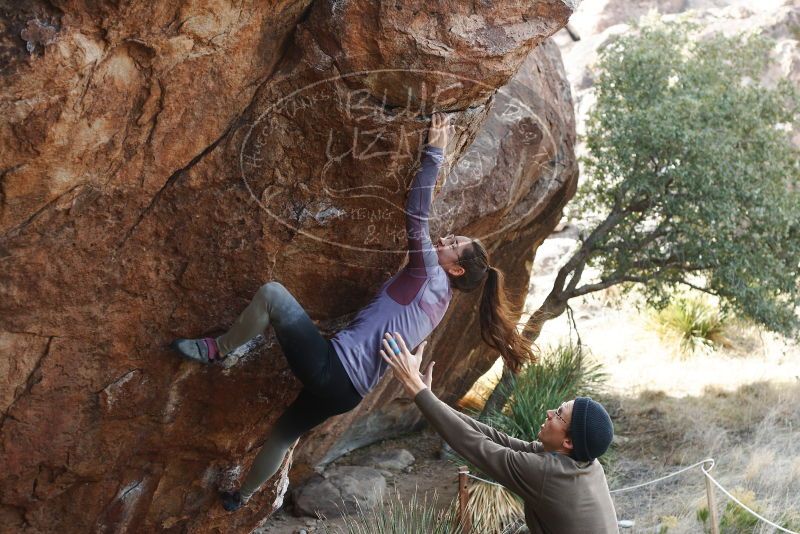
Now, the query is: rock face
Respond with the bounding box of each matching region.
[0,1,578,532]
[292,466,387,519]
[294,37,579,474]
[357,448,415,472]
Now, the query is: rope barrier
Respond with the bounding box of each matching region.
[459,457,799,534]
[700,462,798,534]
[609,458,715,493]
[465,472,504,487]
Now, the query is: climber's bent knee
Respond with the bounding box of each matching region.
[259,281,286,300]
[258,281,305,325]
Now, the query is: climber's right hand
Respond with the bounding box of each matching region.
[427,112,450,150]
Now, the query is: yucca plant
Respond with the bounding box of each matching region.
[322,489,463,534]
[463,480,526,534]
[653,295,729,355]
[486,343,606,440]
[719,489,761,533]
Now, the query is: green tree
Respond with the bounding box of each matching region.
[483,19,800,415]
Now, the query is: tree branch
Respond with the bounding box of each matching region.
[552,193,664,300]
[677,280,720,297]
[570,268,674,298]
[569,277,629,298]
[559,207,628,275]
[564,257,586,294]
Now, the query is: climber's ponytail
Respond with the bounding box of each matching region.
[478,266,534,372]
[448,239,535,372]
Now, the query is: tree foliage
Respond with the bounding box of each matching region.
[483,19,800,418]
[574,19,800,336]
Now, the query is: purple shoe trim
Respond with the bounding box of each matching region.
[203,338,221,361]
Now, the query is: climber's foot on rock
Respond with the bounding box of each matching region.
[170,337,223,364]
[220,490,243,512]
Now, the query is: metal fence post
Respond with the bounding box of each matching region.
[458,466,472,534]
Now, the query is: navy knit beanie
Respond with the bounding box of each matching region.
[569,397,613,462]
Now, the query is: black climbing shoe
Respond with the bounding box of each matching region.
[170,337,221,365]
[220,490,243,512]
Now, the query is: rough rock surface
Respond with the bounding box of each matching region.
[358,448,415,472]
[291,466,386,519]
[294,37,579,474]
[0,0,578,532]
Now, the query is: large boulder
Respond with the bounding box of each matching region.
[291,466,387,519]
[0,0,578,532]
[295,37,579,473]
[358,449,415,473]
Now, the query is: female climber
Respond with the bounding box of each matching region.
[170,113,534,511]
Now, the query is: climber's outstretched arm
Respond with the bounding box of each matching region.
[405,113,449,272]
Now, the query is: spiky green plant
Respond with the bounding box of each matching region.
[719,489,761,533]
[653,295,729,354]
[486,343,606,440]
[696,505,710,533]
[321,489,463,534]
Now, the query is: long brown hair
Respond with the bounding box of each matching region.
[448,239,535,373]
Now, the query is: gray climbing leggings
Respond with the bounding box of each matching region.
[216,282,362,500]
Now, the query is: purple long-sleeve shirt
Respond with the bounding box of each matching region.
[331,146,452,397]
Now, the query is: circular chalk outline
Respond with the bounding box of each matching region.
[239,68,561,254]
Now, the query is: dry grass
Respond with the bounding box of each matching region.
[466,237,800,531]
[527,302,799,398]
[606,381,800,533]
[320,489,463,534]
[462,481,525,534]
